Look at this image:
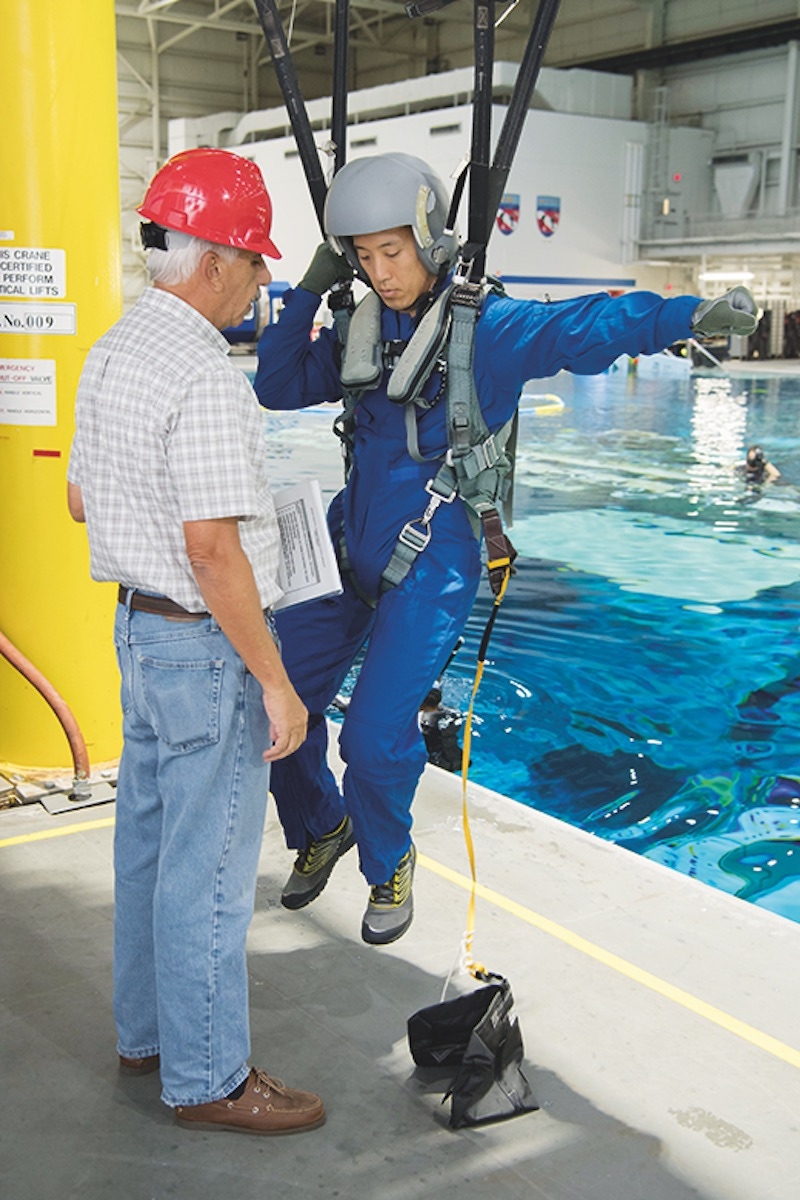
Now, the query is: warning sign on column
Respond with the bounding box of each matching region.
[0,248,66,298]
[0,358,57,425]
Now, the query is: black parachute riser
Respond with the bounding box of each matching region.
[254,0,328,232]
[465,0,496,281]
[332,0,350,173]
[449,0,562,276]
[484,0,562,247]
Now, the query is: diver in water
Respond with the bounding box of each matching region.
[418,686,465,774]
[741,445,780,484]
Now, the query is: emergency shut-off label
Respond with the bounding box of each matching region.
[0,358,57,425]
[0,247,66,298]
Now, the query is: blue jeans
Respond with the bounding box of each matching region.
[112,599,273,1107]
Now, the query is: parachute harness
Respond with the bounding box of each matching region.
[332,271,517,604]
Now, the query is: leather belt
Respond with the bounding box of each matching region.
[118,586,209,619]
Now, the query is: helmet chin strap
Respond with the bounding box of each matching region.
[140,222,169,251]
[411,287,439,322]
[384,281,438,320]
[140,224,196,252]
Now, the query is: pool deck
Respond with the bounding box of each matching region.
[2,735,799,1200]
[724,358,800,375]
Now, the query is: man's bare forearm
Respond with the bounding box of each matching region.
[184,516,307,760]
[184,517,284,687]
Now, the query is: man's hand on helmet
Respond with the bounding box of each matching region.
[691,286,758,337]
[298,242,353,295]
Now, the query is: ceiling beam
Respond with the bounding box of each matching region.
[569,18,800,74]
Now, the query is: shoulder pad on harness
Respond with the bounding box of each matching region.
[340,290,383,391]
[386,285,453,406]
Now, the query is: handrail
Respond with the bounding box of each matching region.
[688,337,725,368]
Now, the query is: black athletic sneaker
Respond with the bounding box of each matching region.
[281,816,356,910]
[361,844,416,945]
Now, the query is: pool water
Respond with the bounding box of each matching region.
[261,360,800,924]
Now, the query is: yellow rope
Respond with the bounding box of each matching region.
[460,566,511,980]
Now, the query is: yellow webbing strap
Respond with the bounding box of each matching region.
[460,565,511,981]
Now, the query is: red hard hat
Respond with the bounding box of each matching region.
[137,147,281,259]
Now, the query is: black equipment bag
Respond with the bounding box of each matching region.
[407,976,538,1129]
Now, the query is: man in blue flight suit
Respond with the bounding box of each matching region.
[255,152,758,946]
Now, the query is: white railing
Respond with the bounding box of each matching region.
[641,208,800,244]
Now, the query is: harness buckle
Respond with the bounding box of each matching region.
[383,339,408,369]
[450,281,483,309]
[398,520,432,553]
[424,477,457,504]
[327,283,354,314]
[474,433,498,471]
[452,256,476,286]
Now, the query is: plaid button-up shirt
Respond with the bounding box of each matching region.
[68,286,283,612]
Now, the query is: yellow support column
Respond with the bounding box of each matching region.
[0,0,123,769]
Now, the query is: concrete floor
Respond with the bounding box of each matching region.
[2,741,800,1200]
[4,353,800,1197]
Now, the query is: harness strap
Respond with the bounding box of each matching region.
[404,403,427,465]
[379,473,458,594]
[501,409,519,526]
[328,280,354,349]
[446,293,481,459]
[337,531,377,609]
[481,507,518,596]
[332,397,359,480]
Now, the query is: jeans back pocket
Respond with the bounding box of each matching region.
[138,655,225,753]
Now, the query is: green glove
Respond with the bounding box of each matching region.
[298,242,353,295]
[691,286,758,336]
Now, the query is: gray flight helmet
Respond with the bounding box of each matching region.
[324,152,459,282]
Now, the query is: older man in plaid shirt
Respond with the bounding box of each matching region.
[67,149,324,1136]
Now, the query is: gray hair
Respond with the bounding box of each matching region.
[146,229,239,285]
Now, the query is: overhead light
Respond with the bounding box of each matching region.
[698,270,755,282]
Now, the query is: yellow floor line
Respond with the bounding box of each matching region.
[417,851,800,1072]
[0,816,115,847]
[2,817,798,1070]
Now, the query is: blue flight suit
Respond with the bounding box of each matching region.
[255,284,698,885]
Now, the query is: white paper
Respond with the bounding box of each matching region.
[273,479,342,611]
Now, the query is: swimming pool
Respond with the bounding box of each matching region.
[260,360,800,924]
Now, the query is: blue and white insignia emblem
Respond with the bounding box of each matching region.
[536,195,560,237]
[496,193,520,236]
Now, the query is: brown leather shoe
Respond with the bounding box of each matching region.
[119,1053,160,1075]
[174,1067,325,1135]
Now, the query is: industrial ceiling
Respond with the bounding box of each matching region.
[115,1,800,109]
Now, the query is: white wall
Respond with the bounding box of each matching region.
[228,102,710,302]
[666,45,799,219]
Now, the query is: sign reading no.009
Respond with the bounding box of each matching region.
[0,303,76,336]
